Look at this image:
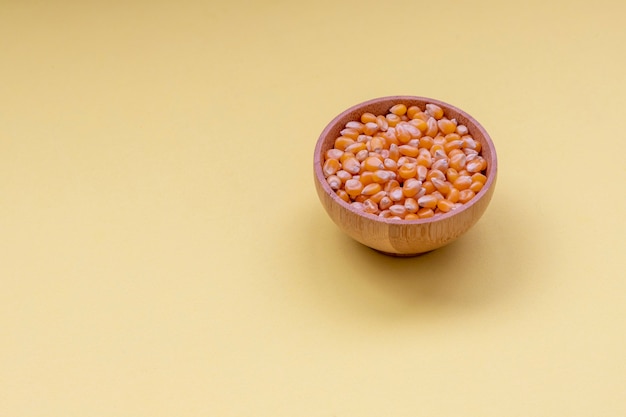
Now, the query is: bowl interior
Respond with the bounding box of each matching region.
[314,95,497,225]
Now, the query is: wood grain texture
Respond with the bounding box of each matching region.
[314,96,498,256]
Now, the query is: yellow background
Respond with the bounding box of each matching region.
[1,0,625,416]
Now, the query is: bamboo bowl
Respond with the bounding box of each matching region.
[314,96,498,256]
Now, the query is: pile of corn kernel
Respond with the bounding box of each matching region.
[322,103,488,220]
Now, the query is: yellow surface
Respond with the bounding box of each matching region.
[1,1,625,415]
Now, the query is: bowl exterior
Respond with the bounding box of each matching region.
[314,96,497,256]
[314,175,495,255]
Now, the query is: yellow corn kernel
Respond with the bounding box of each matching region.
[478,157,488,171]
[430,143,444,157]
[344,142,367,154]
[356,134,371,143]
[432,178,452,195]
[456,124,469,135]
[405,123,421,139]
[323,158,340,177]
[398,163,418,180]
[382,130,399,146]
[334,136,355,151]
[354,194,368,203]
[406,105,422,119]
[384,179,400,193]
[404,213,420,220]
[398,144,419,157]
[362,199,378,214]
[417,194,438,209]
[395,123,412,144]
[463,150,479,160]
[403,178,422,198]
[336,189,350,203]
[339,128,360,140]
[447,187,460,203]
[383,158,398,171]
[341,156,361,174]
[360,112,377,124]
[368,150,384,159]
[386,113,401,127]
[325,148,343,160]
[389,187,404,202]
[444,139,464,154]
[345,121,364,132]
[389,204,407,218]
[417,165,428,181]
[355,149,369,162]
[351,201,365,211]
[404,197,419,213]
[388,143,400,161]
[413,111,430,122]
[369,136,385,152]
[422,180,435,194]
[363,122,379,136]
[433,135,446,146]
[447,148,464,158]
[471,173,487,184]
[416,153,432,169]
[390,103,408,116]
[458,189,475,203]
[364,156,384,172]
[373,169,394,183]
[417,207,435,219]
[470,181,484,193]
[449,153,466,171]
[326,175,341,190]
[431,158,449,172]
[444,133,461,143]
[409,118,428,133]
[379,196,392,210]
[362,199,379,214]
[453,175,472,190]
[359,171,375,185]
[463,136,478,147]
[437,118,457,135]
[425,103,444,119]
[425,117,439,137]
[378,209,391,218]
[376,115,389,132]
[446,168,459,183]
[344,179,363,197]
[431,191,444,201]
[432,149,447,162]
[427,169,446,182]
[370,190,387,204]
[336,170,352,183]
[437,199,455,213]
[466,158,484,173]
[416,135,432,150]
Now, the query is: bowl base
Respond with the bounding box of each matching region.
[374,249,433,258]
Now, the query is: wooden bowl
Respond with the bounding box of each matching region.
[313,96,498,256]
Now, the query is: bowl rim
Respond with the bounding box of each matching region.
[314,95,498,225]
